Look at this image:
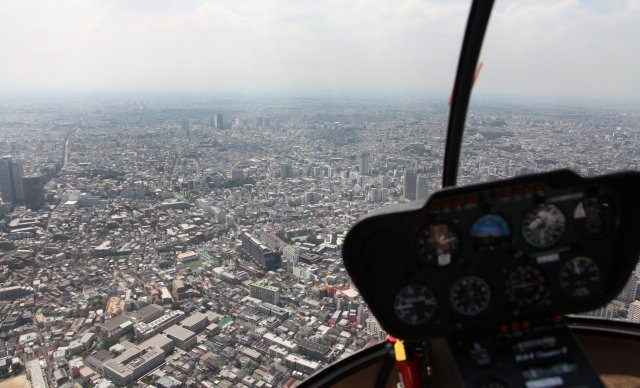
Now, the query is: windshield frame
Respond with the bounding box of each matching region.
[442,0,494,188]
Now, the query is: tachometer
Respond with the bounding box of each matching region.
[560,256,602,298]
[394,284,437,325]
[522,204,566,248]
[416,223,458,267]
[506,265,547,308]
[450,276,492,316]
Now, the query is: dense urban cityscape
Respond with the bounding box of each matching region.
[0,95,638,387]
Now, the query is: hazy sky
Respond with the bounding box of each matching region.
[1,0,639,99]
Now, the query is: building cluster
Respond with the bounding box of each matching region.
[0,155,51,212]
[0,96,638,386]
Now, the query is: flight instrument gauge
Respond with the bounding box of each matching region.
[416,224,458,267]
[471,214,511,253]
[573,196,615,239]
[450,276,492,316]
[560,256,602,298]
[522,204,566,248]
[506,265,547,308]
[394,284,437,325]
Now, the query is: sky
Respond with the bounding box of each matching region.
[0,0,639,100]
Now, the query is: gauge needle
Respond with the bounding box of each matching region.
[437,235,454,244]
[529,217,543,230]
[572,261,582,275]
[540,211,554,223]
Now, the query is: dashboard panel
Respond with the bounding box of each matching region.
[343,170,640,341]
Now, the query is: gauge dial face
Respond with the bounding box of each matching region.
[394,284,437,325]
[573,196,615,238]
[471,214,511,253]
[560,256,602,298]
[450,276,492,316]
[506,266,547,308]
[416,224,458,267]
[471,214,511,238]
[522,204,566,248]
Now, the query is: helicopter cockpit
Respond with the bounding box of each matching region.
[301,1,640,387]
[339,169,640,387]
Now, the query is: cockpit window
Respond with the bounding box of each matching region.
[4,1,638,386]
[0,0,476,384]
[464,0,640,321]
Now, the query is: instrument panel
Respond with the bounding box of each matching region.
[343,170,640,340]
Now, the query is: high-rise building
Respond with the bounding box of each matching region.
[240,232,282,270]
[214,114,224,130]
[416,174,429,201]
[0,156,24,205]
[403,169,417,201]
[249,280,281,305]
[368,188,389,203]
[280,163,293,179]
[618,272,639,304]
[366,316,385,340]
[103,345,164,386]
[628,301,640,323]
[0,286,34,301]
[297,339,331,362]
[22,175,46,210]
[231,168,245,181]
[380,175,390,189]
[282,245,301,264]
[13,160,24,203]
[304,192,321,204]
[359,152,370,176]
[368,188,378,203]
[181,119,189,132]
